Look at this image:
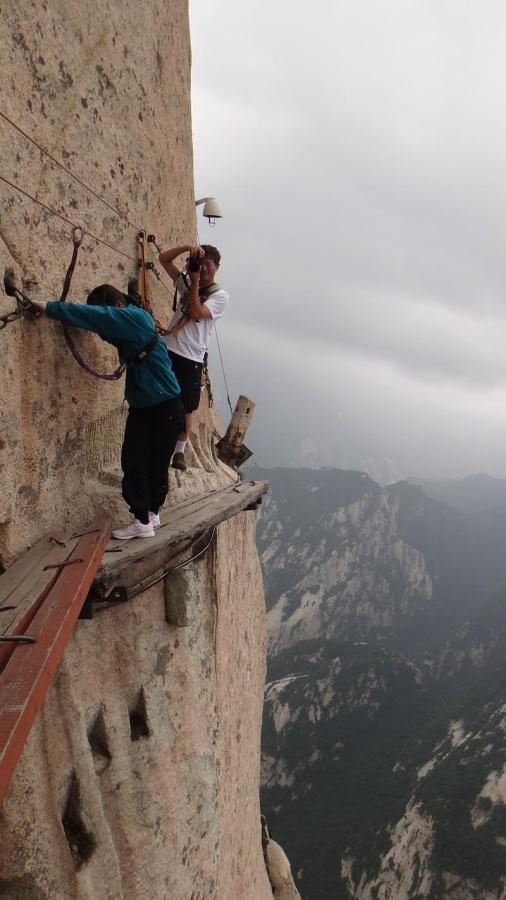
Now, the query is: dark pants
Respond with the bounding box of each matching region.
[121,396,185,523]
[168,350,204,413]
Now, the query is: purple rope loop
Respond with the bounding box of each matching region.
[60,228,125,381]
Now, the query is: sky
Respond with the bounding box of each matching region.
[189,1,506,483]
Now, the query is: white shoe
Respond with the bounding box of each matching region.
[149,511,161,528]
[112,519,155,540]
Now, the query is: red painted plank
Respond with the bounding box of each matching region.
[0,516,111,806]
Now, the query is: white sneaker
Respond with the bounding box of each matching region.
[112,519,155,540]
[149,511,161,528]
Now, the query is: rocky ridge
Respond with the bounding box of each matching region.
[257,466,506,899]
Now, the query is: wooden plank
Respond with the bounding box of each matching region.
[0,536,79,638]
[96,480,269,584]
[0,516,111,806]
[0,533,70,605]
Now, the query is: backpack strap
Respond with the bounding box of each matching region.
[167,282,221,336]
[121,332,159,367]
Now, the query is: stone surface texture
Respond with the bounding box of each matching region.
[0,4,274,898]
[0,0,221,565]
[0,515,272,899]
[265,840,301,900]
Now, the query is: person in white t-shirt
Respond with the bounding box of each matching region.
[159,243,228,470]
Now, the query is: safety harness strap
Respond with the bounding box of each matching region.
[60,229,125,381]
[121,332,159,367]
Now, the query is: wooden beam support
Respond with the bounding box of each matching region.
[216,395,255,468]
[95,480,269,587]
[0,516,111,806]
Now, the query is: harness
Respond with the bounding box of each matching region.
[166,276,221,336]
[120,331,159,368]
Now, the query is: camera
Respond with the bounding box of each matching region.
[187,255,202,273]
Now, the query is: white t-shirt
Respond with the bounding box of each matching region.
[164,274,228,363]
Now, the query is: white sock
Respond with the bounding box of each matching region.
[175,440,187,454]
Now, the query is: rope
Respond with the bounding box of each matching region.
[0,173,137,263]
[214,323,234,414]
[0,108,138,230]
[59,230,125,381]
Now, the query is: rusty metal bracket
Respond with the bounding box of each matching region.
[147,234,162,253]
[43,558,83,571]
[79,585,128,620]
[0,635,36,644]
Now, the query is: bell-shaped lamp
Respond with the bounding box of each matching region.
[195,196,224,225]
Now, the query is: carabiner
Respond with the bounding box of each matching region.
[72,225,84,248]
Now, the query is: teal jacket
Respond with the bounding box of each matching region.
[46,301,181,409]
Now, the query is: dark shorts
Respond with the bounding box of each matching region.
[168,350,203,414]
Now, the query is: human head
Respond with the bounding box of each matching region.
[87,284,127,307]
[200,245,221,267]
[199,245,221,288]
[87,284,141,307]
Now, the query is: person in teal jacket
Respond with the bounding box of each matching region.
[43,284,185,540]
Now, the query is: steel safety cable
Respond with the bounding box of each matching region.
[146,234,178,300]
[214,323,234,414]
[127,526,217,599]
[0,108,139,231]
[95,526,218,612]
[0,173,137,263]
[1,110,176,302]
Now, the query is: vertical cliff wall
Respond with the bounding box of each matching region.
[1,0,197,563]
[0,515,272,899]
[0,4,276,897]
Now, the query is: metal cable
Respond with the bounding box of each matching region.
[126,526,216,600]
[1,111,174,297]
[214,323,234,414]
[0,108,138,230]
[0,173,137,263]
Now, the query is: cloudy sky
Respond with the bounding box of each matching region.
[190,1,506,482]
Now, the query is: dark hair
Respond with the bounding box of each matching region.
[86,284,127,307]
[201,244,221,267]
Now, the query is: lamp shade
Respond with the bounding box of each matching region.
[202,197,223,220]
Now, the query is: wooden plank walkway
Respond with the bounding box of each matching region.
[0,517,111,805]
[0,479,268,805]
[0,533,80,672]
[96,480,269,586]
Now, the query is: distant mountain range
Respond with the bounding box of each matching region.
[255,466,506,900]
[407,472,506,515]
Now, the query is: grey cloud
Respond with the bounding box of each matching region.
[192,0,506,478]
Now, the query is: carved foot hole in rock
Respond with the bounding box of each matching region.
[62,771,97,868]
[129,688,150,741]
[87,709,112,775]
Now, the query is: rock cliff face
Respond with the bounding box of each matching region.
[1,0,196,564]
[342,678,506,900]
[0,5,280,898]
[0,515,273,900]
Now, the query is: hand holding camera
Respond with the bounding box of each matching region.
[187,245,205,274]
